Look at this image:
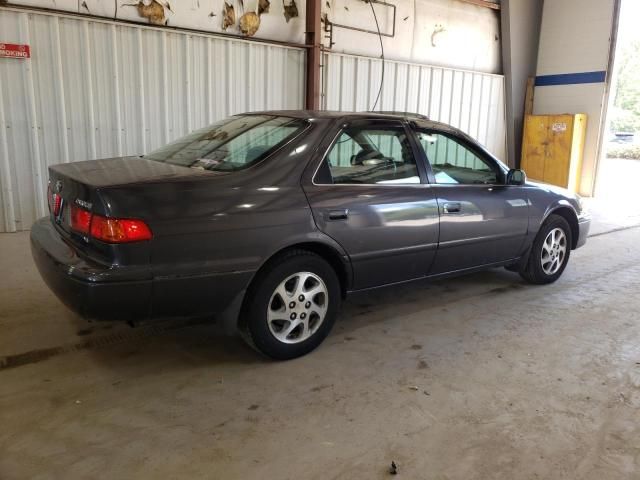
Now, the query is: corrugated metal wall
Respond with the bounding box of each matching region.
[322,52,507,162]
[0,9,507,233]
[0,8,305,232]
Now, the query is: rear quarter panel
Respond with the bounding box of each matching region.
[98,118,338,317]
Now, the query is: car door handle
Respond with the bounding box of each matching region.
[328,209,349,220]
[442,202,461,214]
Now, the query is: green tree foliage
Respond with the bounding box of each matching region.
[612,39,640,132]
[610,107,640,133]
[606,145,640,159]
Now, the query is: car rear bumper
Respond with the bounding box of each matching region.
[30,217,152,320]
[31,217,254,322]
[576,217,590,249]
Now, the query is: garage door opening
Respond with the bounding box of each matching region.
[594,0,640,230]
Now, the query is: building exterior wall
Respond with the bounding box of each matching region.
[0,8,305,232]
[532,0,616,196]
[324,0,502,74]
[4,0,307,44]
[6,0,502,73]
[323,52,507,161]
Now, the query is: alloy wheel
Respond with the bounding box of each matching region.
[267,272,328,344]
[541,227,567,275]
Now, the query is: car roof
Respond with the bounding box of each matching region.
[242,109,449,128]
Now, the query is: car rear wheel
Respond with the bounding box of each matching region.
[242,250,341,360]
[520,214,572,284]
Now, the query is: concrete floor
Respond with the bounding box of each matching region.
[589,158,640,235]
[2,225,640,479]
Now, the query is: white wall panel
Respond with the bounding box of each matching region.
[0,8,305,232]
[322,52,507,161]
[8,0,498,73]
[325,0,502,74]
[7,0,306,44]
[536,0,613,76]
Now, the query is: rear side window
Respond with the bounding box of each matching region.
[315,125,420,185]
[144,115,307,172]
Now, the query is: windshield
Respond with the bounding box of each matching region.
[144,115,307,172]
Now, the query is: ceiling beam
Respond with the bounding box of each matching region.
[456,0,501,10]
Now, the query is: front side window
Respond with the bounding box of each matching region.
[416,131,500,185]
[144,115,307,172]
[315,125,420,185]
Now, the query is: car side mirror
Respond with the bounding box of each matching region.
[507,168,526,185]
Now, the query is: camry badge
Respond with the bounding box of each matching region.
[55,180,63,193]
[75,198,92,210]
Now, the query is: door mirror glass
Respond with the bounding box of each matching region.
[507,168,526,185]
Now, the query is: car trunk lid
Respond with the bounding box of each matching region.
[47,157,217,265]
[50,156,219,188]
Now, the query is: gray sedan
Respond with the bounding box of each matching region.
[31,111,590,359]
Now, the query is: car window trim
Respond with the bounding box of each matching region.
[311,119,429,187]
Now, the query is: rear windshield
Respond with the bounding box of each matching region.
[144,115,307,172]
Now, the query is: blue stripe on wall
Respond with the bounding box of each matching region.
[535,71,607,87]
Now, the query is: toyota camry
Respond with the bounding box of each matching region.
[31,111,590,359]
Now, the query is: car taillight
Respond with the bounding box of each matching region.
[48,185,62,217]
[70,205,92,235]
[53,195,62,216]
[47,182,62,216]
[68,205,152,243]
[90,214,153,243]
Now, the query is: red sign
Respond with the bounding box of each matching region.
[0,43,31,59]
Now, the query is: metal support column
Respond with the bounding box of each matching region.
[305,0,322,109]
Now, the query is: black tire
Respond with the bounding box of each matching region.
[520,214,572,284]
[242,250,341,360]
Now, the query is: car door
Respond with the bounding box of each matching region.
[302,118,439,290]
[412,127,529,275]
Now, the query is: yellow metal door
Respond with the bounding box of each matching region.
[545,115,574,188]
[521,115,548,182]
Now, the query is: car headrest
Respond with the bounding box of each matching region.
[245,145,271,163]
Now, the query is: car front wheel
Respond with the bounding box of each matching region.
[520,214,572,284]
[242,250,341,360]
